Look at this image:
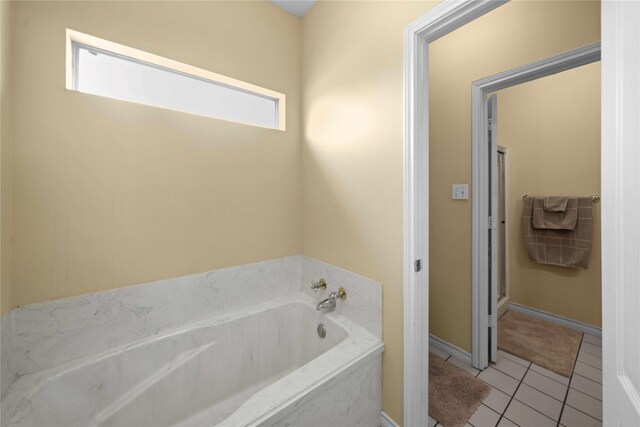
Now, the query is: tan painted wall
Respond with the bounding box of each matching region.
[1,0,12,315]
[301,1,441,423]
[497,62,601,326]
[7,1,302,307]
[429,0,600,352]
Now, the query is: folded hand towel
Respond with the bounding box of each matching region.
[533,197,578,230]
[544,197,569,212]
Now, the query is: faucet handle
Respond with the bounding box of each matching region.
[335,287,347,300]
[311,278,327,292]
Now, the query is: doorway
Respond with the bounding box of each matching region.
[471,42,601,369]
[403,1,640,426]
[496,146,508,318]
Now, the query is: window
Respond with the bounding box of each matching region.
[66,30,285,130]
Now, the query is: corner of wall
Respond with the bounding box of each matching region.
[1,0,13,316]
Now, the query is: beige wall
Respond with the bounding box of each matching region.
[429,0,600,352]
[1,0,11,315]
[2,0,603,424]
[301,1,441,423]
[497,62,601,326]
[6,1,302,307]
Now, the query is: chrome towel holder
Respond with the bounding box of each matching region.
[522,194,600,202]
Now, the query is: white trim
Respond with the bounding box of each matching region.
[65,29,286,130]
[601,1,640,424]
[507,303,602,337]
[497,145,509,305]
[497,297,509,319]
[470,42,601,369]
[403,2,507,425]
[380,411,400,427]
[429,334,473,366]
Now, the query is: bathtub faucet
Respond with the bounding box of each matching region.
[316,287,347,311]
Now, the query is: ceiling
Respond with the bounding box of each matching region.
[269,0,316,18]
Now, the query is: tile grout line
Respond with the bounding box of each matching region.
[528,365,573,388]
[494,356,571,425]
[467,403,501,427]
[495,361,532,427]
[562,404,603,424]
[570,372,603,401]
[562,387,604,422]
[575,357,603,371]
[556,334,585,427]
[491,364,528,382]
[511,393,563,425]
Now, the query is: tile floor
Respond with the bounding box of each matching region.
[429,333,602,427]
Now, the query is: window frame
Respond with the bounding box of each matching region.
[65,29,286,130]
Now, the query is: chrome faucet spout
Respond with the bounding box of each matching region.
[316,297,337,311]
[315,287,347,311]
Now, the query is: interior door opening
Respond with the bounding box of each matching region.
[497,146,508,318]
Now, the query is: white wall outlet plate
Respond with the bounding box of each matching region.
[452,184,469,200]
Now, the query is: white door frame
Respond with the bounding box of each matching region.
[496,145,509,314]
[470,42,601,369]
[402,1,507,425]
[405,0,640,425]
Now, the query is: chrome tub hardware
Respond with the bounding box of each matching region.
[317,323,326,339]
[311,278,327,292]
[316,287,347,311]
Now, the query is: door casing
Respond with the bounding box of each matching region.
[470,42,601,369]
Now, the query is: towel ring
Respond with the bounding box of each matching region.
[522,194,600,202]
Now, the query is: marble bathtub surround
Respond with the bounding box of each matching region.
[1,312,16,398]
[2,294,383,427]
[301,257,382,338]
[1,255,382,421]
[9,257,301,379]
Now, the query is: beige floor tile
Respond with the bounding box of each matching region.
[574,361,602,384]
[577,351,602,369]
[478,367,520,396]
[580,341,602,357]
[497,417,518,427]
[497,350,531,368]
[560,405,602,427]
[468,404,501,427]
[522,370,568,401]
[582,334,602,347]
[570,373,602,401]
[530,363,570,385]
[504,400,556,427]
[448,356,480,376]
[491,356,528,381]
[566,388,602,420]
[514,383,563,420]
[430,347,451,360]
[483,387,511,414]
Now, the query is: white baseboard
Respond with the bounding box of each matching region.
[497,296,510,318]
[508,303,602,337]
[380,411,399,427]
[429,334,472,365]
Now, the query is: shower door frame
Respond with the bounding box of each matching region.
[469,42,601,370]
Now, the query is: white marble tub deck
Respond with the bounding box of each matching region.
[1,293,383,427]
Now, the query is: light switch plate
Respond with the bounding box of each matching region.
[452,184,469,200]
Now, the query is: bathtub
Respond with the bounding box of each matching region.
[1,293,383,427]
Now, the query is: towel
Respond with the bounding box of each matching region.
[532,197,578,230]
[523,197,593,269]
[544,196,569,212]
